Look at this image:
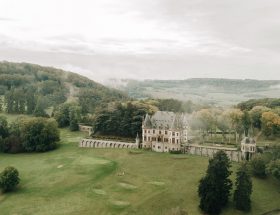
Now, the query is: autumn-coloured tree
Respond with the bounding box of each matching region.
[261,111,280,138]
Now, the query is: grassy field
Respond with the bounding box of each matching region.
[0,115,280,214]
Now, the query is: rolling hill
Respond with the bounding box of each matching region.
[0,61,128,114]
[106,78,280,106]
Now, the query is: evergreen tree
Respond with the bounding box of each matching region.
[233,163,253,211]
[198,151,232,215]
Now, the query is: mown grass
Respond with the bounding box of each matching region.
[0,114,280,215]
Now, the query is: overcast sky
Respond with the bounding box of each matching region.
[0,0,279,82]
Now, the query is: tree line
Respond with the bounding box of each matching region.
[0,116,60,153]
[190,105,280,144]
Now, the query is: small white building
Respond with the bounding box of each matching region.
[142,111,188,152]
[78,124,93,135]
[241,137,256,160]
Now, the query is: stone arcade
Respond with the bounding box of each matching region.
[79,137,139,149]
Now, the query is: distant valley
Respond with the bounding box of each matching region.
[105,78,280,106]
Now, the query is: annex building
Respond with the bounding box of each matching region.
[142,111,189,152]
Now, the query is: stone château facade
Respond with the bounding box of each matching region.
[142,111,188,152]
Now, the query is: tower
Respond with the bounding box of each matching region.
[241,137,256,161]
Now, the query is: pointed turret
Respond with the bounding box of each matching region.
[171,114,183,130]
[143,114,152,128]
[135,133,140,148]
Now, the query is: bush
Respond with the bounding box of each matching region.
[266,159,280,181]
[0,135,23,153]
[21,118,60,152]
[169,150,182,154]
[0,166,20,192]
[250,155,267,178]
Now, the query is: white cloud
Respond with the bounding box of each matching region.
[0,0,250,56]
[0,0,279,80]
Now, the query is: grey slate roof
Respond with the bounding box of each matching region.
[143,111,188,130]
[241,137,256,144]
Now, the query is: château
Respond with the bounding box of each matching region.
[142,111,189,152]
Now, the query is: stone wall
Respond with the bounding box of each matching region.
[79,139,138,149]
[186,144,242,162]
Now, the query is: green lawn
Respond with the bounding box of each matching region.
[0,117,280,214]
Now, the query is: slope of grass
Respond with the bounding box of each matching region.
[0,115,280,214]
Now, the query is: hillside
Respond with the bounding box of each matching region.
[0,61,127,114]
[106,79,280,106]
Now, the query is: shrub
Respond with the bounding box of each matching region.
[169,150,182,154]
[0,135,23,153]
[21,118,60,152]
[250,155,267,178]
[0,166,20,192]
[266,159,280,181]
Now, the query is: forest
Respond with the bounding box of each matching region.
[0,61,279,143]
[0,61,127,116]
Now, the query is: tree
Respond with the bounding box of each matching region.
[191,109,215,144]
[53,103,71,127]
[198,151,232,215]
[0,96,3,112]
[93,102,147,138]
[250,155,267,178]
[0,116,9,139]
[33,97,48,117]
[21,118,60,152]
[69,106,81,131]
[266,159,280,181]
[157,99,183,112]
[233,163,253,211]
[26,87,36,114]
[249,106,270,130]
[261,111,280,138]
[216,111,231,143]
[0,166,20,192]
[242,111,251,136]
[227,109,244,143]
